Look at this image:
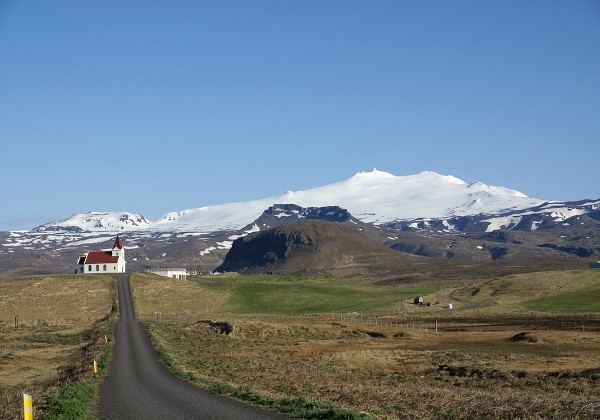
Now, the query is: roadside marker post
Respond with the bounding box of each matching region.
[104,334,108,344]
[23,393,33,420]
[93,360,98,375]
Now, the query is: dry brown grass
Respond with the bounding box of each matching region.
[0,274,116,419]
[132,272,600,419]
[148,315,600,419]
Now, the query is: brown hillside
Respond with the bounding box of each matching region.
[216,220,406,274]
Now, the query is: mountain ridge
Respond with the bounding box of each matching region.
[1,169,598,281]
[31,169,556,234]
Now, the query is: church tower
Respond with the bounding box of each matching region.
[111,235,126,272]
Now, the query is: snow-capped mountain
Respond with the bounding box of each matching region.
[2,170,599,279]
[33,170,550,233]
[33,212,152,233]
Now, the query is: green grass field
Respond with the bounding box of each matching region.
[191,275,436,315]
[522,284,600,312]
[449,269,600,313]
[514,269,600,312]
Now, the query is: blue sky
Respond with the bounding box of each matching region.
[1,1,599,231]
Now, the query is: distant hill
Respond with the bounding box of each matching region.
[216,219,408,275]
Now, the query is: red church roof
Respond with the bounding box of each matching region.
[85,251,119,264]
[112,235,123,249]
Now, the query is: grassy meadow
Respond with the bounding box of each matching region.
[132,269,600,419]
[131,272,437,319]
[0,275,116,419]
[524,287,600,312]
[1,269,598,418]
[202,275,437,315]
[520,270,600,312]
[449,269,600,313]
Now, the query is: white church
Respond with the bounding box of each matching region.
[76,236,126,274]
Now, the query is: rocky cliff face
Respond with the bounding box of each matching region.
[216,219,400,274]
[246,204,353,230]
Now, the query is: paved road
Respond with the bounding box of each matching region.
[98,274,288,419]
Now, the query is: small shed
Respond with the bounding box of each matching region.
[413,296,424,305]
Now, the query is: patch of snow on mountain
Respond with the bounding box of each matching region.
[228,224,260,240]
[549,208,586,221]
[483,215,524,232]
[63,236,116,247]
[199,246,216,256]
[2,242,23,247]
[216,241,233,249]
[442,220,456,231]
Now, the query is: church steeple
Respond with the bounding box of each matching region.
[112,235,123,250]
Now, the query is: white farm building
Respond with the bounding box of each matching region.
[148,268,188,280]
[76,236,126,274]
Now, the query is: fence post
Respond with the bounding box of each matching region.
[23,393,33,420]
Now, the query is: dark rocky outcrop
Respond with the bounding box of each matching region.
[215,219,405,275]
